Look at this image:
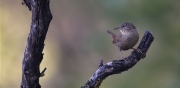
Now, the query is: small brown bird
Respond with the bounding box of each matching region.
[107,22,140,59]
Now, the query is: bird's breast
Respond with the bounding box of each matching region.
[116,30,139,50]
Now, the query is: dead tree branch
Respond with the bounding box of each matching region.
[21,0,52,88]
[81,30,154,88]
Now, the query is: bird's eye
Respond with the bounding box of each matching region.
[121,25,125,28]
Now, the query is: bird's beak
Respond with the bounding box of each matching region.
[114,27,120,30]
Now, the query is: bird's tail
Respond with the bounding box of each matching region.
[107,30,116,38]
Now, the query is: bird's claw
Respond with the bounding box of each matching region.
[132,48,146,58]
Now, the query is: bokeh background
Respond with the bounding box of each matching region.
[1,0,180,88]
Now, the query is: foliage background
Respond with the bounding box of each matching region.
[1,0,180,88]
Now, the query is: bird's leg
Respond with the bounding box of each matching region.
[119,50,127,62]
[119,50,123,59]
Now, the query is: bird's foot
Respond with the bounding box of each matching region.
[132,48,146,58]
[120,56,129,63]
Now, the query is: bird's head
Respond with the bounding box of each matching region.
[114,22,137,32]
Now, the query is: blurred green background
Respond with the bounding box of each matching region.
[1,0,180,88]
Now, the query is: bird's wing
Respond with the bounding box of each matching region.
[112,37,120,43]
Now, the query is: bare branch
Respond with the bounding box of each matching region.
[21,0,52,88]
[81,30,154,88]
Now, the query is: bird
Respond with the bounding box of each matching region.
[107,22,141,60]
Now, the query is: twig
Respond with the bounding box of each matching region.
[40,67,47,77]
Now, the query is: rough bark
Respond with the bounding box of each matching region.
[21,0,52,88]
[81,30,154,88]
